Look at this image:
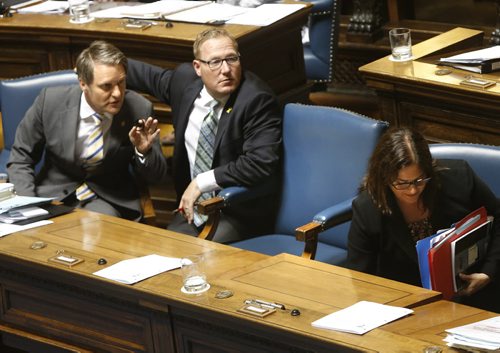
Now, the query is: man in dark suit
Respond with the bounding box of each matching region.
[7,40,168,221]
[126,28,282,243]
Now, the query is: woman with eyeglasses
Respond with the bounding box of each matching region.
[347,127,500,312]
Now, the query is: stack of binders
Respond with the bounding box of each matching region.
[416,207,493,300]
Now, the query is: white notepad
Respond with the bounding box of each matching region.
[311,301,413,335]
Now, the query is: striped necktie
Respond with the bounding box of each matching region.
[192,101,219,226]
[83,113,104,169]
[76,113,104,201]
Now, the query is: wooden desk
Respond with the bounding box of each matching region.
[0,8,310,105]
[0,209,445,352]
[384,300,499,352]
[360,27,500,145]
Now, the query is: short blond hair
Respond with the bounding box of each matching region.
[193,28,238,59]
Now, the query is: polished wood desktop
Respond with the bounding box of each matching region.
[384,299,499,348]
[360,27,500,146]
[0,209,448,353]
[0,7,310,105]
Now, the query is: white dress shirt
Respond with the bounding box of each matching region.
[77,93,147,164]
[77,93,112,164]
[184,87,228,193]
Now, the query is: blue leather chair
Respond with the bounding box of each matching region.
[0,70,78,173]
[303,0,340,83]
[198,103,389,265]
[429,143,500,198]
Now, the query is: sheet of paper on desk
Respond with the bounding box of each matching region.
[0,195,54,214]
[0,220,53,238]
[92,0,210,19]
[0,206,49,224]
[444,316,500,351]
[93,254,182,285]
[17,1,68,14]
[311,301,413,335]
[227,3,306,26]
[440,46,500,64]
[163,3,248,24]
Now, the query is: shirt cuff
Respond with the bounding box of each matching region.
[196,170,219,194]
[135,147,146,164]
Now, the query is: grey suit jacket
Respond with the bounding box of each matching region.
[7,85,169,219]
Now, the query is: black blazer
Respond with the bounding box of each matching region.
[127,60,282,232]
[347,159,500,286]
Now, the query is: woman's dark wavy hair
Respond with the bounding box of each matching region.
[361,127,439,215]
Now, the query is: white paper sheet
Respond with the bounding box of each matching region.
[163,3,248,24]
[440,46,500,64]
[0,220,53,237]
[227,3,306,26]
[311,301,413,335]
[93,254,182,284]
[0,195,53,214]
[444,316,500,350]
[91,0,210,19]
[17,0,68,13]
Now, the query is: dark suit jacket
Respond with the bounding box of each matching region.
[7,85,169,219]
[127,60,282,233]
[347,159,500,287]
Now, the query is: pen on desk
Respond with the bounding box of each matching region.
[245,299,285,310]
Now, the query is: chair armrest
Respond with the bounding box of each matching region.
[197,182,275,241]
[312,196,354,229]
[295,197,354,259]
[302,0,332,13]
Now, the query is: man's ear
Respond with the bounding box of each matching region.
[79,79,87,92]
[193,60,202,77]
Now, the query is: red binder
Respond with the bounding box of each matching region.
[428,207,490,300]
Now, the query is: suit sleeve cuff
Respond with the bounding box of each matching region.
[196,170,219,194]
[135,147,147,164]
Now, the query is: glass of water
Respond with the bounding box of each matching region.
[389,28,413,61]
[68,0,93,24]
[181,255,210,294]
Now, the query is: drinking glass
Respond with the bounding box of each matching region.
[68,0,93,24]
[389,28,413,61]
[181,255,210,294]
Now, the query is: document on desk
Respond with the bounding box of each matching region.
[311,301,413,335]
[439,46,500,74]
[91,0,211,19]
[0,184,53,215]
[93,254,182,285]
[163,3,248,24]
[16,1,68,14]
[0,220,53,238]
[227,3,307,26]
[444,316,500,351]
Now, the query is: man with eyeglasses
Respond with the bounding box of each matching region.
[126,28,281,243]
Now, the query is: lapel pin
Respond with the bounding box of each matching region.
[226,107,232,113]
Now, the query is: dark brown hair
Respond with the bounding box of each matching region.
[362,127,439,214]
